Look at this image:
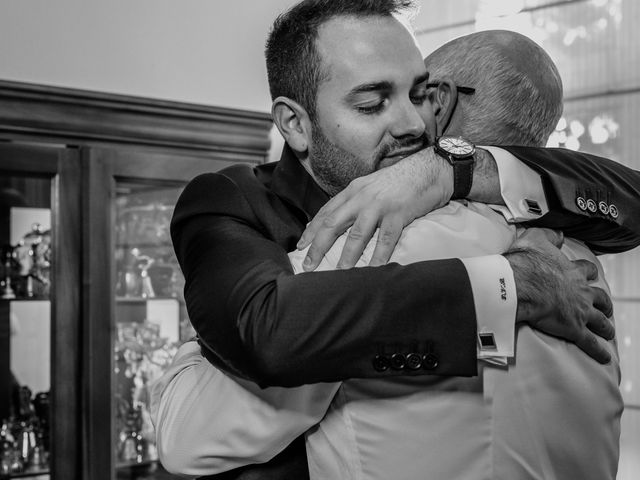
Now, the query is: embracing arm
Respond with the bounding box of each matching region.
[150,342,338,476]
[497,146,640,254]
[299,145,640,270]
[173,170,613,387]
[171,172,478,386]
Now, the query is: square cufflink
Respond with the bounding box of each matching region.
[478,332,497,351]
[524,199,542,216]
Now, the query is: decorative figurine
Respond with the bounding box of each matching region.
[1,246,15,300]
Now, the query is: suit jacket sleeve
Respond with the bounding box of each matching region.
[501,146,640,254]
[171,172,478,387]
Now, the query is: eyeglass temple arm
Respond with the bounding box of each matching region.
[426,82,475,95]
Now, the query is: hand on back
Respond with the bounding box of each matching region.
[506,228,614,364]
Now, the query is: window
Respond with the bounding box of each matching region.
[416,1,640,477]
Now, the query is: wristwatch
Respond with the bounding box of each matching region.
[434,136,476,200]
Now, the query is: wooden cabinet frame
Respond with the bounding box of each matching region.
[0,143,82,479]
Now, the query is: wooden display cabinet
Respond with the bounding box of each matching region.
[0,81,272,480]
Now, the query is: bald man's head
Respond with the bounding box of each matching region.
[425,30,563,146]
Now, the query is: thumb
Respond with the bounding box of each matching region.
[537,228,564,248]
[514,228,564,250]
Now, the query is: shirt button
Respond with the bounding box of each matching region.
[405,353,422,370]
[390,353,406,370]
[586,198,597,213]
[422,353,439,370]
[609,204,619,219]
[372,355,389,372]
[576,196,587,211]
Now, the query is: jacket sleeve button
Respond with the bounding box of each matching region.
[422,353,439,370]
[372,354,390,372]
[609,204,619,219]
[390,353,406,370]
[405,353,422,370]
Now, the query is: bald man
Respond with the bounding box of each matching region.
[151,30,622,480]
[299,31,621,480]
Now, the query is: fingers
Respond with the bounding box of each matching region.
[522,227,563,248]
[574,330,612,365]
[578,293,615,363]
[512,228,564,253]
[302,213,347,271]
[591,286,614,318]
[573,259,599,282]
[542,228,564,248]
[336,213,378,269]
[368,217,403,267]
[586,309,615,341]
[299,197,356,271]
[297,163,430,271]
[298,195,348,251]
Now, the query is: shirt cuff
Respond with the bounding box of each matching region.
[460,255,517,362]
[483,146,549,223]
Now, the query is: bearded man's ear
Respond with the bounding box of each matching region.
[428,78,458,137]
[272,97,312,154]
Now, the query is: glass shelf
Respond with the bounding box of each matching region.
[7,468,49,478]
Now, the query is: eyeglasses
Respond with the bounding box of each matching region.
[425,83,476,95]
[426,83,475,135]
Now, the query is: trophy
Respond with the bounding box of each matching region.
[0,386,50,474]
[14,224,51,298]
[138,256,155,299]
[1,246,15,300]
[117,407,145,464]
[1,224,52,300]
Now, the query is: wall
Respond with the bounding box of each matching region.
[0,0,297,113]
[0,0,457,161]
[416,2,640,479]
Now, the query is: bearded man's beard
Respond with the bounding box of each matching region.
[308,122,431,196]
[308,124,372,196]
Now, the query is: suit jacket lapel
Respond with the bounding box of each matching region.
[270,143,329,222]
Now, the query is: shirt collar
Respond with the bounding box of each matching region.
[270,143,329,221]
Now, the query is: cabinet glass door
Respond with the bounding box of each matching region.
[113,181,192,480]
[84,147,240,480]
[0,143,81,479]
[0,145,80,479]
[1,176,52,478]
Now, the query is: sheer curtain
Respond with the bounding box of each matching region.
[415,1,639,478]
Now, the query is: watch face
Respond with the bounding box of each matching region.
[438,136,475,156]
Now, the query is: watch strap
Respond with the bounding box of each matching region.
[451,157,474,200]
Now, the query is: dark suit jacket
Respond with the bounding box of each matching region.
[170,144,640,479]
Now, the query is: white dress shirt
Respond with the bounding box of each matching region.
[302,206,621,480]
